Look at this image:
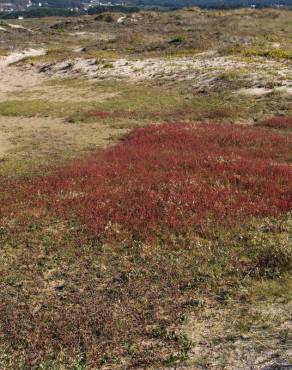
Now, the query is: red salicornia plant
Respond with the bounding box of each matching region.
[256,116,292,131]
[18,122,291,243]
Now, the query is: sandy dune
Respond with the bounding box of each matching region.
[0,48,45,68]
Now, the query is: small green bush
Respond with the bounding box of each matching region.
[169,36,186,44]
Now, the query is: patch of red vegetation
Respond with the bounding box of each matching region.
[256,116,292,130]
[88,110,112,119]
[16,122,291,242]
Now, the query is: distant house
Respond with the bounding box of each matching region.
[0,2,15,12]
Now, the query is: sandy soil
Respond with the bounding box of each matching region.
[237,87,274,96]
[0,49,123,161]
[0,48,45,68]
[0,134,12,158]
[183,300,292,370]
[0,79,119,103]
[38,53,292,93]
[0,66,47,100]
[0,115,128,163]
[0,49,48,101]
[0,70,120,107]
[237,86,292,96]
[38,53,248,80]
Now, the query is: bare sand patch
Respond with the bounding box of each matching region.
[0,66,47,101]
[39,54,248,80]
[0,50,47,101]
[237,87,273,96]
[274,86,292,95]
[37,53,292,95]
[237,86,292,96]
[182,299,292,370]
[0,48,45,68]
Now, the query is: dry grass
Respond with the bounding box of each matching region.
[0,116,128,176]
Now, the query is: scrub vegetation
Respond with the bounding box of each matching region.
[0,6,291,370]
